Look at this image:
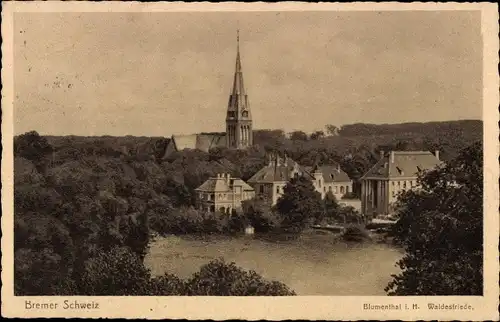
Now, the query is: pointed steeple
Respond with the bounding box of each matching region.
[225,29,253,150]
[232,29,245,96]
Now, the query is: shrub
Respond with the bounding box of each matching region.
[79,247,151,295]
[185,258,296,296]
[342,225,371,242]
[148,273,187,295]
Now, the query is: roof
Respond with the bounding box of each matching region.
[361,151,442,179]
[304,164,351,183]
[170,133,227,153]
[195,175,254,192]
[247,158,313,183]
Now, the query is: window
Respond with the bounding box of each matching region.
[319,179,322,187]
[403,182,407,188]
[323,187,326,192]
[340,186,345,194]
[207,193,211,201]
[242,110,248,117]
[276,186,280,194]
[260,185,264,194]
[334,186,338,194]
[346,186,349,193]
[328,186,332,192]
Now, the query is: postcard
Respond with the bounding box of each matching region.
[2,1,499,320]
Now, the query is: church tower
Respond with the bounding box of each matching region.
[226,30,253,149]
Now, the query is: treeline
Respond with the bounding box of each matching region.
[335,120,481,137]
[40,119,482,199]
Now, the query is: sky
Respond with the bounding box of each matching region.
[13,11,482,136]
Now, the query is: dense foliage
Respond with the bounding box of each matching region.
[275,175,323,232]
[13,119,482,295]
[79,247,295,296]
[385,142,483,295]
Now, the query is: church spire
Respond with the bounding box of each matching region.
[232,29,245,96]
[225,29,253,150]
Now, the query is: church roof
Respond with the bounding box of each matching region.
[169,133,227,153]
[195,174,254,192]
[361,151,442,179]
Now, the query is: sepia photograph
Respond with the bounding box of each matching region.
[2,1,498,320]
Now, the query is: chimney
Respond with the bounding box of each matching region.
[379,150,384,159]
[268,154,273,166]
[390,151,395,163]
[284,153,288,166]
[435,150,440,161]
[337,164,341,172]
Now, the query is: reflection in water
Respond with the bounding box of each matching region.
[144,233,403,295]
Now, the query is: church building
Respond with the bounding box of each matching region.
[164,31,253,157]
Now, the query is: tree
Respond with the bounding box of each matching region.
[385,142,482,295]
[323,191,340,223]
[242,195,281,232]
[309,130,325,140]
[275,175,323,232]
[289,130,308,141]
[325,124,338,136]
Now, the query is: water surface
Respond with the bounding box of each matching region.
[144,232,403,295]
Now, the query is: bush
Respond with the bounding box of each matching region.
[342,225,371,242]
[79,247,151,295]
[148,273,187,295]
[185,259,296,296]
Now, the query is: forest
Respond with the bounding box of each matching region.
[13,119,482,295]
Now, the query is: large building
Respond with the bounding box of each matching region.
[360,150,442,217]
[195,173,255,214]
[164,31,253,157]
[247,153,353,205]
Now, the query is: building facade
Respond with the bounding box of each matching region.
[360,150,442,217]
[305,164,353,201]
[247,154,354,205]
[195,173,255,214]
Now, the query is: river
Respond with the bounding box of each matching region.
[144,231,403,295]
